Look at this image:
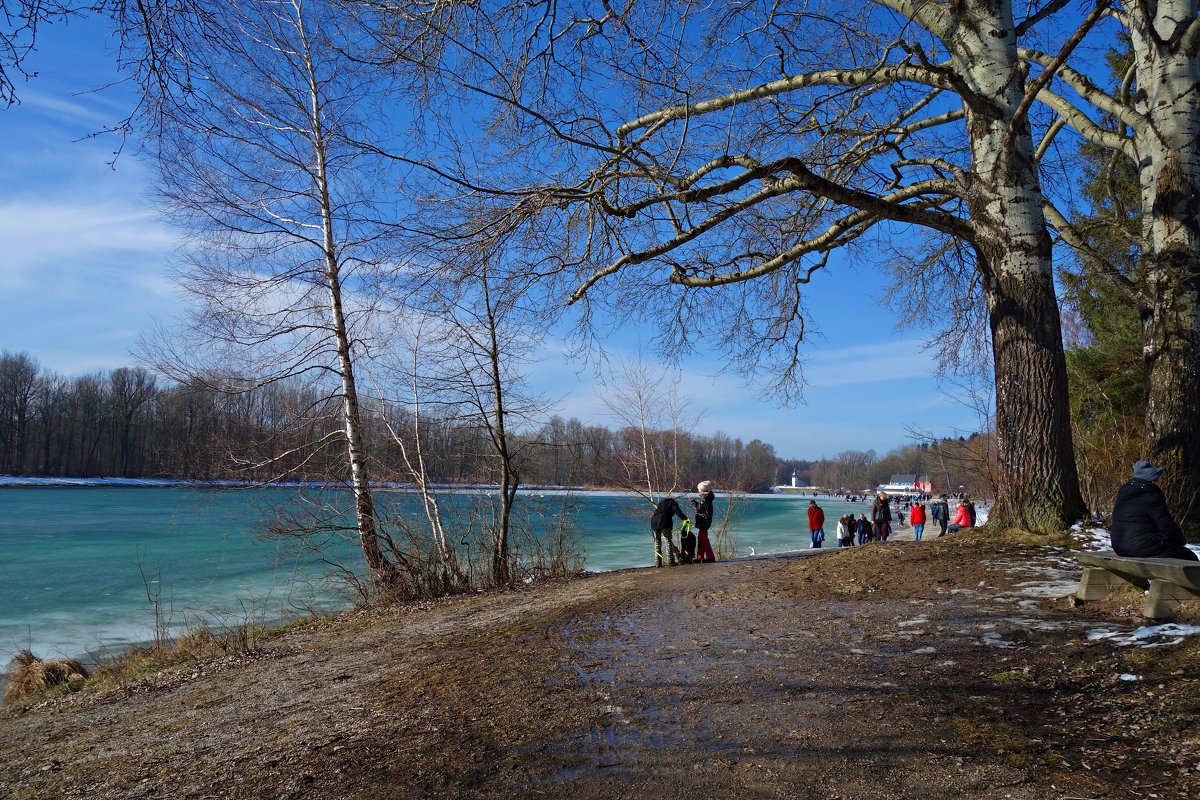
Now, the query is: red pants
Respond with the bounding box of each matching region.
[696,529,716,562]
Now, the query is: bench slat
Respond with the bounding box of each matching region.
[1076,552,1200,592]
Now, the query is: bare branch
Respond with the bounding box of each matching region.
[616,63,956,140]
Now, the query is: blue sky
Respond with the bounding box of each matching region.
[0,16,986,462]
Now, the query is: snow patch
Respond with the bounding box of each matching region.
[981,632,1018,648]
[1087,623,1200,648]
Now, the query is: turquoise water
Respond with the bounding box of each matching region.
[0,487,867,663]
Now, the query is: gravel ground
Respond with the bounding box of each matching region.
[2,529,1198,799]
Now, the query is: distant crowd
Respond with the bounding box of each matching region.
[806,492,979,548]
[648,458,1197,568]
[648,483,984,566]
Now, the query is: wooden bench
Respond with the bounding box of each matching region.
[1076,551,1200,619]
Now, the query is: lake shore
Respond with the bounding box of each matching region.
[3,529,1197,799]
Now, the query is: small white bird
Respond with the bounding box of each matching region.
[748,547,756,556]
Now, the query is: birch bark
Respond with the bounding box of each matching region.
[303,12,397,586]
[1128,1,1200,532]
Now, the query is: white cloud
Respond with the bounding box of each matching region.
[16,87,117,128]
[804,338,935,388]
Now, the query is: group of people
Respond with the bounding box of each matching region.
[650,458,1197,567]
[650,481,718,566]
[807,492,978,547]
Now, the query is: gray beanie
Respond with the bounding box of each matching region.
[1132,459,1164,482]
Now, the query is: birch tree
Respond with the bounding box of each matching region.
[1033,2,1200,533]
[125,0,405,585]
[362,0,1093,531]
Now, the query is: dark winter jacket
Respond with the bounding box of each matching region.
[693,490,715,529]
[651,497,688,532]
[1110,478,1191,559]
[871,499,892,525]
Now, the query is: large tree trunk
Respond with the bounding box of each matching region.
[1130,1,1200,537]
[956,0,1086,531]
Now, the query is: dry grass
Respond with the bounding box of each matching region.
[86,619,274,691]
[4,618,283,707]
[3,651,90,705]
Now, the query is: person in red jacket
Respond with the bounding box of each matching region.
[910,503,927,541]
[945,501,973,534]
[807,500,826,548]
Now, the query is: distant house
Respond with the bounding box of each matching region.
[877,474,932,494]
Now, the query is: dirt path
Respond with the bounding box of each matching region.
[3,532,1198,799]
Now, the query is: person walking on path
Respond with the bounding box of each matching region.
[945,500,973,534]
[691,481,717,563]
[933,495,950,537]
[650,496,688,567]
[871,493,892,542]
[807,500,826,548]
[856,513,872,545]
[910,503,927,541]
[1111,460,1199,561]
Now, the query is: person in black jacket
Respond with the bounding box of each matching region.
[932,495,950,537]
[870,493,892,541]
[691,481,717,563]
[1111,460,1198,561]
[650,496,688,567]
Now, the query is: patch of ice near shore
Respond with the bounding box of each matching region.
[1087,623,1200,648]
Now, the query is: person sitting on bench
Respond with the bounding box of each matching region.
[1111,460,1198,561]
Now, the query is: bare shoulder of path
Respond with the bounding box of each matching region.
[2,532,1198,800]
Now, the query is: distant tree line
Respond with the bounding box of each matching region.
[0,351,784,492]
[779,436,993,499]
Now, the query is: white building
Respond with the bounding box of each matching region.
[876,474,932,495]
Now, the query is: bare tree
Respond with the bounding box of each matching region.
[0,351,38,472]
[376,321,466,593]
[600,357,699,502]
[391,252,550,586]
[127,0,406,585]
[356,0,1094,532]
[109,367,156,476]
[598,357,700,562]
